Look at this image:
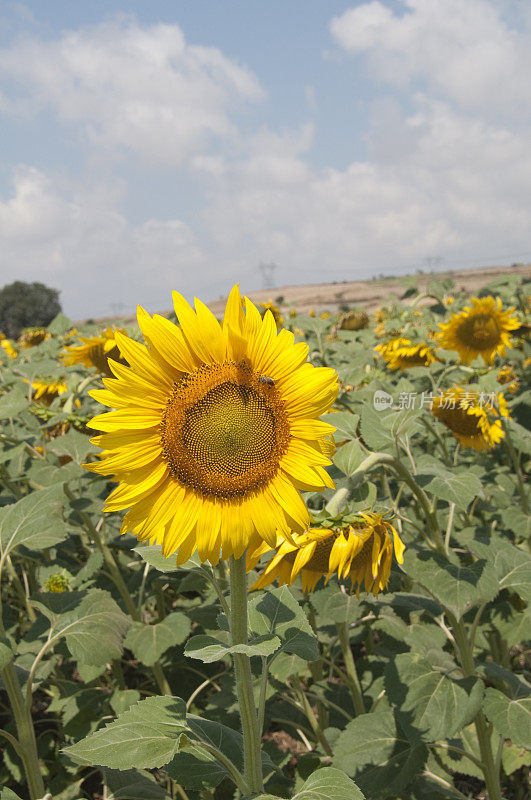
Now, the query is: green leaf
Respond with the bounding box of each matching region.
[63,695,188,769]
[53,589,131,665]
[104,768,169,800]
[166,715,243,789]
[385,654,483,741]
[110,690,142,716]
[0,636,14,670]
[1,790,24,800]
[494,544,531,603]
[133,545,182,572]
[47,429,97,463]
[289,767,364,800]
[184,634,280,663]
[324,412,360,441]
[0,388,28,419]
[418,468,484,511]
[402,547,499,619]
[47,312,72,335]
[311,585,363,624]
[501,741,531,775]
[333,440,365,476]
[483,688,531,749]
[124,612,191,666]
[248,586,319,661]
[333,708,428,798]
[0,484,66,557]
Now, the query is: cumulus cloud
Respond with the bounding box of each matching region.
[0,17,263,165]
[0,166,205,317]
[329,0,531,119]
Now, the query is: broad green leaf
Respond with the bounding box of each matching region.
[125,612,191,666]
[289,767,364,800]
[333,708,428,798]
[104,768,169,800]
[54,589,131,665]
[110,690,141,716]
[133,545,184,572]
[1,790,24,800]
[184,633,280,663]
[494,544,531,603]
[248,586,319,661]
[334,439,365,476]
[0,388,28,419]
[312,586,363,624]
[64,695,188,769]
[418,468,484,511]
[324,412,360,441]
[0,636,14,670]
[402,547,498,619]
[47,313,72,335]
[47,429,98,463]
[501,742,531,775]
[483,688,531,749]
[0,484,66,557]
[385,654,483,742]
[360,403,421,451]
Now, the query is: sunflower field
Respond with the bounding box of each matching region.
[0,273,529,800]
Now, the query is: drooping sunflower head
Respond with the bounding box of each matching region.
[0,334,17,359]
[431,385,509,450]
[258,300,283,328]
[436,296,519,365]
[339,310,369,332]
[248,513,405,595]
[18,327,51,348]
[375,337,437,370]
[86,286,338,565]
[61,327,127,377]
[26,379,68,406]
[497,365,519,394]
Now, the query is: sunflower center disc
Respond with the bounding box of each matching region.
[457,314,500,350]
[161,362,290,499]
[436,405,481,437]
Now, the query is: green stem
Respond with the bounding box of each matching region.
[451,616,502,800]
[1,661,45,799]
[336,623,365,716]
[293,678,333,756]
[228,555,263,795]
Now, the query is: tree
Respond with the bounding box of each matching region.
[0,281,62,338]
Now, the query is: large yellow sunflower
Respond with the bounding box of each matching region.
[248,514,404,595]
[436,296,519,365]
[61,328,126,377]
[431,386,509,450]
[375,337,437,370]
[86,286,338,564]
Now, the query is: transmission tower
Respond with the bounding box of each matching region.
[258,262,277,290]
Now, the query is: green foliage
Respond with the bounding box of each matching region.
[0,280,61,338]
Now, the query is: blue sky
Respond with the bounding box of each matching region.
[1,0,530,318]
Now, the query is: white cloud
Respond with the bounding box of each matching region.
[0,17,263,165]
[330,0,531,118]
[0,166,205,317]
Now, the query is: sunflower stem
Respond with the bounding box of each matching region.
[228,555,264,795]
[337,622,365,716]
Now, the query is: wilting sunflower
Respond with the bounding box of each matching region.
[497,365,519,394]
[437,296,519,365]
[86,286,338,564]
[431,386,509,450]
[27,379,68,406]
[18,327,51,348]
[0,335,17,359]
[61,328,126,378]
[248,513,405,595]
[375,337,437,370]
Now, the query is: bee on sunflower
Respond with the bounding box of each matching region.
[61,327,127,378]
[431,386,509,450]
[436,296,519,365]
[85,286,338,564]
[375,337,437,370]
[247,513,405,595]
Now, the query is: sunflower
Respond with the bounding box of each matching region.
[86,286,338,564]
[497,365,519,394]
[18,327,51,348]
[61,328,126,377]
[258,301,283,328]
[436,297,519,365]
[0,335,17,359]
[431,386,509,450]
[27,379,68,406]
[375,337,437,370]
[339,311,369,331]
[248,513,405,595]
